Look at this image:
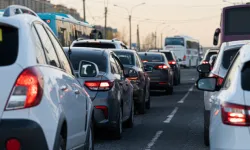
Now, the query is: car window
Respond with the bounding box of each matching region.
[222,54,240,89]
[242,61,250,91]
[0,25,18,66]
[138,54,164,62]
[73,42,116,49]
[222,48,240,69]
[110,54,119,74]
[113,56,123,76]
[34,23,60,68]
[162,52,173,61]
[45,27,73,75]
[31,25,46,64]
[205,52,217,61]
[114,51,135,65]
[135,54,143,68]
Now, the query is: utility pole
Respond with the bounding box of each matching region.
[138,25,140,51]
[161,33,163,49]
[129,15,132,49]
[155,31,157,49]
[83,0,86,22]
[137,25,140,51]
[104,7,108,39]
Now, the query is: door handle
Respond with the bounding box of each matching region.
[74,89,80,95]
[60,85,68,91]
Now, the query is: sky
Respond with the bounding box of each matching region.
[50,0,245,46]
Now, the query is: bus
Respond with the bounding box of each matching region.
[38,13,103,46]
[164,35,200,68]
[213,4,250,47]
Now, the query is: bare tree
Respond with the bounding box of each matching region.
[142,32,155,51]
[113,27,128,45]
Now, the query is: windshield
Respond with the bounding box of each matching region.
[165,38,184,46]
[73,42,116,49]
[138,53,164,62]
[113,51,135,65]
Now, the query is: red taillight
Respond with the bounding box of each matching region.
[209,73,223,86]
[84,81,113,91]
[95,106,108,119]
[142,60,148,63]
[183,55,186,61]
[202,61,209,64]
[168,61,176,65]
[221,102,250,126]
[5,67,43,111]
[154,64,169,69]
[6,139,21,150]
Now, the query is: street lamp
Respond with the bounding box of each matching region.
[114,2,146,49]
[155,22,165,49]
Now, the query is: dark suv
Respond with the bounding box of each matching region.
[112,49,151,114]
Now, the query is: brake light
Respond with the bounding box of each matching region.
[6,139,21,150]
[154,64,169,69]
[221,102,250,126]
[183,55,186,61]
[209,73,223,86]
[142,60,148,63]
[5,67,44,111]
[168,61,176,65]
[84,81,113,91]
[202,61,209,64]
[127,77,138,81]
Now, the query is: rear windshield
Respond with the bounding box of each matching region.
[222,48,240,69]
[73,42,116,49]
[162,52,173,61]
[138,53,164,62]
[242,62,250,91]
[113,51,135,65]
[205,52,217,61]
[0,25,18,66]
[69,52,107,72]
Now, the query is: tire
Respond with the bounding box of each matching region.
[113,107,123,139]
[138,92,146,114]
[146,91,151,109]
[124,100,134,128]
[59,134,66,150]
[85,122,94,150]
[204,110,210,146]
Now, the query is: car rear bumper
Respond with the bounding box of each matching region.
[150,81,170,90]
[0,119,49,150]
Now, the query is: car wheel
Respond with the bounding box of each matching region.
[113,107,123,139]
[85,122,94,150]
[59,134,66,150]
[124,99,134,128]
[146,91,151,109]
[138,92,146,114]
[204,110,210,146]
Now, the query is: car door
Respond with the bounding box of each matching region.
[112,53,130,119]
[42,25,87,148]
[135,53,148,96]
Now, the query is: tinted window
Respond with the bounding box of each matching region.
[242,61,250,91]
[113,51,135,65]
[205,52,217,61]
[165,38,184,46]
[31,25,46,64]
[222,48,240,69]
[138,54,164,62]
[35,24,60,67]
[70,52,107,72]
[225,7,250,35]
[162,52,173,61]
[73,42,116,49]
[110,54,119,74]
[46,28,73,75]
[0,25,18,66]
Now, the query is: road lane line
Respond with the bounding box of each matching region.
[145,130,163,150]
[177,85,194,104]
[163,107,178,123]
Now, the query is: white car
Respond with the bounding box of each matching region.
[200,40,250,146]
[0,6,93,150]
[196,43,250,150]
[70,38,128,49]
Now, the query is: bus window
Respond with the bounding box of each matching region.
[165,38,184,46]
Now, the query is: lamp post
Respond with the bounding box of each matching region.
[155,22,165,49]
[114,2,146,49]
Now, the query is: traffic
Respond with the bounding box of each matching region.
[0,1,250,150]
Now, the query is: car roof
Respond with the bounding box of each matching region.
[138,52,165,55]
[111,49,136,54]
[74,39,122,44]
[65,47,107,54]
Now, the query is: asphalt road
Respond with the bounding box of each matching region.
[95,68,208,150]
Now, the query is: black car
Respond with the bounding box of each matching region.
[138,52,174,95]
[112,49,151,114]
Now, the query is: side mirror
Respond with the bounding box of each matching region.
[78,60,99,77]
[124,68,138,78]
[196,77,217,92]
[213,28,220,46]
[197,64,211,73]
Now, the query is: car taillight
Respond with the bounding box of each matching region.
[221,102,250,126]
[202,61,209,64]
[84,81,113,91]
[168,61,176,65]
[5,67,44,111]
[209,73,223,86]
[183,55,186,61]
[154,64,169,69]
[127,77,138,81]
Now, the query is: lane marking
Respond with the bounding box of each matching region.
[163,107,178,123]
[177,85,194,104]
[145,130,163,150]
